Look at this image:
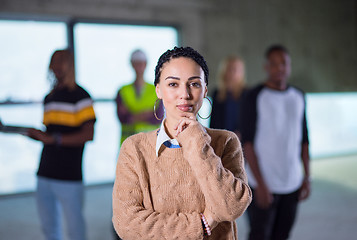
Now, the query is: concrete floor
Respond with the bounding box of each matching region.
[1,154,356,240]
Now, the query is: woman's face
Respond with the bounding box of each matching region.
[131,60,147,77]
[223,60,244,86]
[156,57,207,122]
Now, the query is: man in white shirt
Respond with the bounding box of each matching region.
[242,45,311,240]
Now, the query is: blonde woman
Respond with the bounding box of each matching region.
[210,56,247,140]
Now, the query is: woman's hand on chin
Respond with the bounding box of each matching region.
[174,114,197,137]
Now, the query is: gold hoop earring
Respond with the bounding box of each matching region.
[198,97,212,120]
[154,98,164,121]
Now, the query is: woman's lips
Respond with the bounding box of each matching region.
[177,104,193,112]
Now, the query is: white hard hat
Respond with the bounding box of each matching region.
[130,49,147,62]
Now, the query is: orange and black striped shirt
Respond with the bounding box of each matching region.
[37,85,96,181]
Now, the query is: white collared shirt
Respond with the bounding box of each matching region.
[156,119,181,156]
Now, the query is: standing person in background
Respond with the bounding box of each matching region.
[210,56,247,140]
[114,49,162,240]
[115,49,163,146]
[242,44,311,240]
[27,49,96,240]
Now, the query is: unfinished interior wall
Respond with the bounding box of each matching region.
[1,0,356,92]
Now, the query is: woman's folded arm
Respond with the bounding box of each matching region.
[178,124,252,223]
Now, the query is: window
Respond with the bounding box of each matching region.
[0,20,67,102]
[74,23,178,99]
[0,20,67,194]
[0,19,179,195]
[306,92,357,158]
[74,23,178,186]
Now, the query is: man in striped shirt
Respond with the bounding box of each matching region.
[28,49,96,240]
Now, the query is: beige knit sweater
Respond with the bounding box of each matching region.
[112,123,252,240]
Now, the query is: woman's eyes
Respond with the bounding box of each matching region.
[167,82,201,88]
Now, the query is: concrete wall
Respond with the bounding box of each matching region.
[203,0,357,92]
[1,0,356,92]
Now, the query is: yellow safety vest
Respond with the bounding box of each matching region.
[119,82,159,144]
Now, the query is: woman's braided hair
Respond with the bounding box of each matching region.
[154,46,209,86]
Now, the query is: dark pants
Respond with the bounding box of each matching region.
[247,188,300,240]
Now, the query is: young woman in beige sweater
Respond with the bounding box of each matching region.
[112,47,252,240]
